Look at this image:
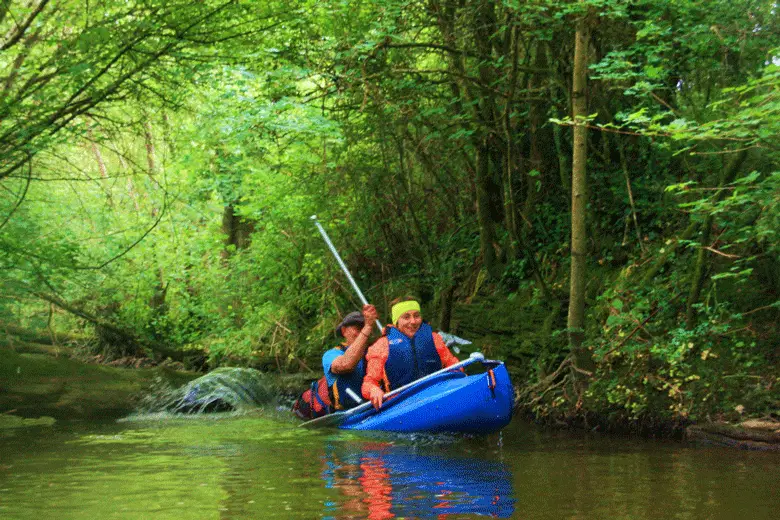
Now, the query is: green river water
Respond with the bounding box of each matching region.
[1,409,778,520]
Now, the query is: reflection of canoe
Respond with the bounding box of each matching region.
[340,361,513,434]
[322,444,515,518]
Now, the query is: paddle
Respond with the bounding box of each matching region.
[299,352,486,429]
[311,215,383,333]
[307,215,483,428]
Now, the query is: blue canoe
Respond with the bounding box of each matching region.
[301,354,514,434]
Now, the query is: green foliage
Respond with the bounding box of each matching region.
[1,0,777,430]
[588,311,777,422]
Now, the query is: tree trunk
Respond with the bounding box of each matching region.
[88,129,109,180]
[616,136,645,253]
[684,149,748,329]
[476,145,501,278]
[502,23,521,260]
[149,267,168,329]
[438,284,455,332]
[473,0,503,279]
[567,5,590,359]
[144,120,157,175]
[87,127,113,206]
[392,129,434,267]
[524,43,548,229]
[162,112,176,159]
[144,119,161,218]
[221,203,255,258]
[553,116,572,208]
[34,292,136,358]
[114,151,141,212]
[685,215,713,329]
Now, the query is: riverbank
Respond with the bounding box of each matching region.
[445,290,778,449]
[3,345,777,451]
[0,347,198,421]
[0,345,318,424]
[686,420,780,451]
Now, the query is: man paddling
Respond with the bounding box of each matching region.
[323,304,378,410]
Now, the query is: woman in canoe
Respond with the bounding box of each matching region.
[361,297,460,410]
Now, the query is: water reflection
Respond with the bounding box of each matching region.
[3,418,780,519]
[320,442,515,519]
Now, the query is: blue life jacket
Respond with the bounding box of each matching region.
[384,322,441,390]
[329,354,366,410]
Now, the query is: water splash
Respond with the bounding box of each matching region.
[136,367,275,415]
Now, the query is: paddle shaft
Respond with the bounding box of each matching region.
[311,215,383,333]
[300,352,485,428]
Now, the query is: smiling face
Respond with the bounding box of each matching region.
[396,309,422,338]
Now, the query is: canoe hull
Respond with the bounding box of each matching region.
[339,362,513,434]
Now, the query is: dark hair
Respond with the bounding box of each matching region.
[335,311,364,337]
[389,295,419,307]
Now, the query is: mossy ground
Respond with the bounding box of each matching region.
[0,345,317,422]
[0,347,199,420]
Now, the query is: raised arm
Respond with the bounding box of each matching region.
[330,304,378,374]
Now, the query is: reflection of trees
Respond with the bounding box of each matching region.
[321,442,515,519]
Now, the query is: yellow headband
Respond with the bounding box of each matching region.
[391,300,421,324]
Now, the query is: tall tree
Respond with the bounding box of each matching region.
[567,2,590,361]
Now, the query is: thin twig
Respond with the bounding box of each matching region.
[649,91,679,114]
[690,146,760,155]
[0,158,31,232]
[741,303,780,316]
[275,320,291,334]
[703,246,740,259]
[602,293,683,357]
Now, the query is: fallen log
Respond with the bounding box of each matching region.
[23,293,200,363]
[686,421,780,451]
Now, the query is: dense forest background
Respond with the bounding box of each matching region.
[1,0,777,429]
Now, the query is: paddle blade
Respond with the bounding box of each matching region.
[298,411,348,429]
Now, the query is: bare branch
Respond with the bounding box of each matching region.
[0,0,51,51]
[0,157,31,232]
